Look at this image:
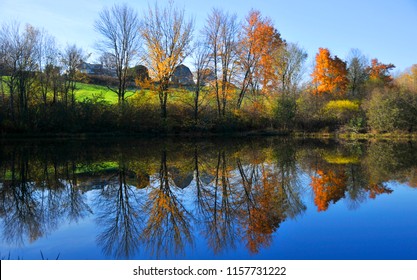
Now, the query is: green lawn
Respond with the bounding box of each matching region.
[1,78,192,106]
[75,83,137,104]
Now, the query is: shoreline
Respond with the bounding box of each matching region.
[1,130,417,141]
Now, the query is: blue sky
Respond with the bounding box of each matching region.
[1,0,417,74]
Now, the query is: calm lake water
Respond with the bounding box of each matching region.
[0,137,416,260]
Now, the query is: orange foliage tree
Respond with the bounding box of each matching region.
[310,168,347,211]
[236,10,283,108]
[311,48,348,96]
[368,183,393,199]
[368,58,395,86]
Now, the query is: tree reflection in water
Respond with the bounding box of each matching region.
[0,139,416,259]
[140,149,193,259]
[0,145,91,247]
[236,140,306,254]
[94,161,144,259]
[308,142,397,212]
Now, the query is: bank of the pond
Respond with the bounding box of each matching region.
[2,130,417,142]
[294,131,417,141]
[0,132,293,142]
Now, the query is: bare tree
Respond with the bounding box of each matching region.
[35,30,59,106]
[273,42,307,96]
[346,48,369,98]
[190,41,210,122]
[0,22,39,123]
[61,44,86,107]
[140,2,194,120]
[203,9,238,117]
[94,3,141,104]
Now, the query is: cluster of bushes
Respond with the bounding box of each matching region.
[288,86,417,134]
[0,94,275,135]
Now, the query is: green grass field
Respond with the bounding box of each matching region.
[75,83,198,105]
[75,83,137,104]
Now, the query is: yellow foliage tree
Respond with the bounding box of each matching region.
[140,2,194,120]
[396,64,417,92]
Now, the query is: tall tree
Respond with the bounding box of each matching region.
[368,58,395,86]
[311,48,348,96]
[346,48,368,98]
[0,22,39,123]
[273,43,307,130]
[273,42,307,96]
[94,3,141,104]
[203,8,238,117]
[190,41,211,122]
[236,10,283,108]
[141,2,194,120]
[35,30,59,106]
[61,44,86,107]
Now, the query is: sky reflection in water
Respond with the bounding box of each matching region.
[0,138,416,260]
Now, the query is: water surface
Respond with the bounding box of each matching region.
[0,138,416,259]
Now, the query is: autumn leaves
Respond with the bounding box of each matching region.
[311,48,349,96]
[311,48,396,97]
[1,2,415,134]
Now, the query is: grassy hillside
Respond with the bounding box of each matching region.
[75,83,137,104]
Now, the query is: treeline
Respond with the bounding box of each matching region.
[0,3,416,135]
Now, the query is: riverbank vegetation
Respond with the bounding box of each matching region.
[1,3,416,136]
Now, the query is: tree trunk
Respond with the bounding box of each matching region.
[194,88,199,122]
[159,90,168,120]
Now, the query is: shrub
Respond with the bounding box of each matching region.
[274,95,297,131]
[365,89,402,133]
[295,93,328,131]
[322,99,361,131]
